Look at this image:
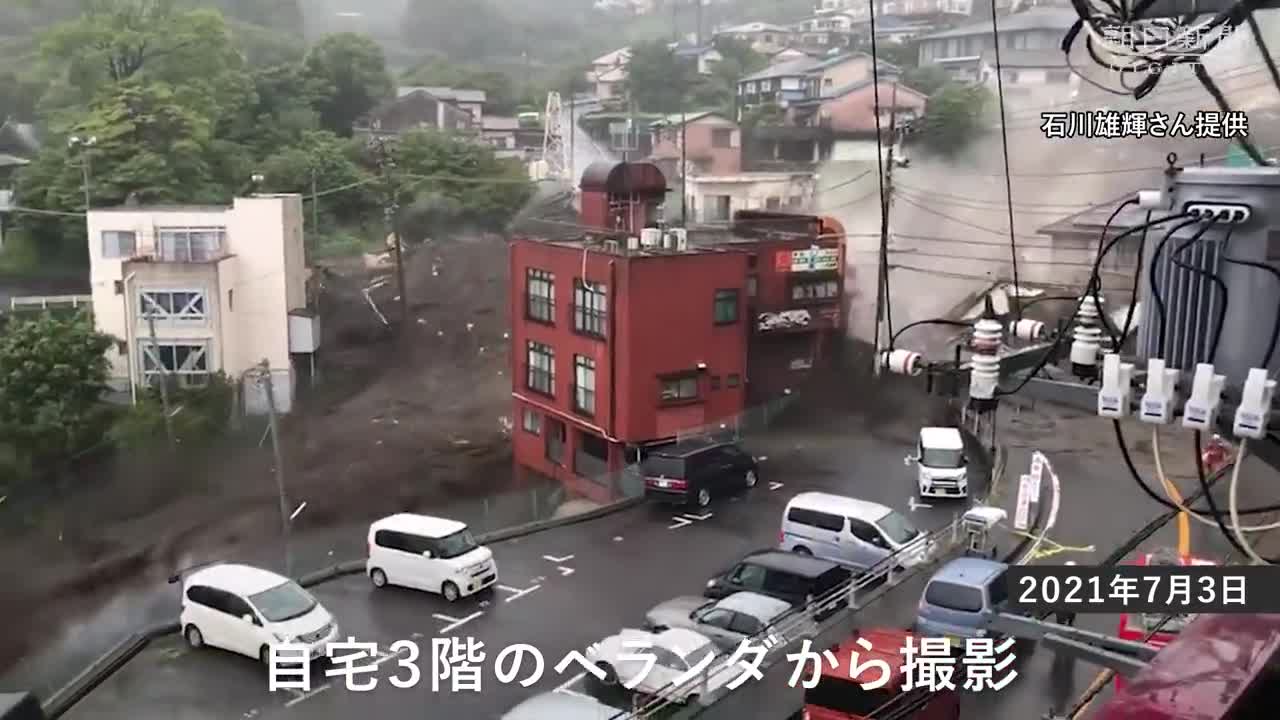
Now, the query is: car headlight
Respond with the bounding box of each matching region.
[466,562,487,574]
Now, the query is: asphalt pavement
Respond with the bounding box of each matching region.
[50,405,1255,720]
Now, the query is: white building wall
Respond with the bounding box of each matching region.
[86,195,306,413]
[688,175,816,222]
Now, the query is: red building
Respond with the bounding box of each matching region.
[510,163,846,502]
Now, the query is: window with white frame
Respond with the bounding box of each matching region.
[574,279,607,337]
[156,228,225,262]
[140,340,210,387]
[522,407,542,435]
[101,231,137,258]
[526,341,555,395]
[138,289,207,322]
[574,355,596,416]
[526,268,555,324]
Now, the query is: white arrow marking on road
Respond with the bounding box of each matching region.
[543,554,575,563]
[908,496,932,511]
[668,516,692,529]
[685,512,714,521]
[768,481,784,491]
[558,566,575,576]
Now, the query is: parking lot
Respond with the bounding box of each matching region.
[57,406,1251,720]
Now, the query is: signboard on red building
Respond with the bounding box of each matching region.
[775,247,839,273]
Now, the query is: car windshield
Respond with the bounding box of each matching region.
[876,510,921,545]
[436,529,479,559]
[925,580,985,613]
[921,447,964,468]
[249,581,317,623]
[641,455,685,478]
[681,644,718,671]
[805,675,897,715]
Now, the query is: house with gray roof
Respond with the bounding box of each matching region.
[916,7,1077,82]
[397,86,487,124]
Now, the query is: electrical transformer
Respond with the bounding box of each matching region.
[1136,166,1280,385]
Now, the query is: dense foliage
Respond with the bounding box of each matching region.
[1,0,534,266]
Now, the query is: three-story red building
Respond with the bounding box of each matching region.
[510,163,846,502]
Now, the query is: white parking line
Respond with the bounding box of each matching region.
[543,554,575,563]
[497,583,542,602]
[669,516,692,529]
[374,648,402,667]
[554,671,587,695]
[433,611,483,634]
[283,683,330,707]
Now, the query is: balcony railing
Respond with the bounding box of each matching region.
[132,229,228,263]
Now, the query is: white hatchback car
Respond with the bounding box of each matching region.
[179,563,338,664]
[366,513,498,601]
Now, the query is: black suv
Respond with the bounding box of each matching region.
[641,440,759,508]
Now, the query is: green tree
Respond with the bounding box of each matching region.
[902,65,951,96]
[109,373,234,450]
[37,0,254,124]
[917,82,992,156]
[227,62,325,154]
[303,33,394,136]
[259,130,375,223]
[625,40,695,113]
[0,311,113,476]
[14,80,220,256]
[392,129,534,232]
[0,70,42,121]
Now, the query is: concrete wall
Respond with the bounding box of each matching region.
[688,175,816,222]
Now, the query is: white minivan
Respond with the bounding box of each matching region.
[780,492,930,571]
[908,427,969,499]
[179,563,338,665]
[367,514,498,602]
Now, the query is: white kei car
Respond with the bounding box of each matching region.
[585,628,735,703]
[179,563,339,665]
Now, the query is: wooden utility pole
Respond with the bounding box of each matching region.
[257,359,292,577]
[146,311,176,449]
[873,84,900,377]
[310,166,319,235]
[372,137,408,333]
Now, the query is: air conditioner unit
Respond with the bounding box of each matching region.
[640,228,662,247]
[670,228,689,251]
[662,232,676,249]
[603,239,621,253]
[627,236,641,250]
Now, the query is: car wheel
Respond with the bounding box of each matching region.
[442,581,461,602]
[597,662,619,687]
[370,568,388,588]
[744,469,758,488]
[259,645,271,665]
[184,625,204,649]
[793,546,812,555]
[696,488,711,507]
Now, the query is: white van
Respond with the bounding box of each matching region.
[367,514,498,602]
[909,427,969,499]
[779,492,930,571]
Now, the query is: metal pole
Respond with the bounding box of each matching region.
[258,359,292,577]
[82,155,91,211]
[569,80,577,185]
[146,312,176,449]
[680,103,688,226]
[311,166,319,235]
[873,84,899,378]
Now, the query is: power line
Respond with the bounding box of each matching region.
[893,193,1044,240]
[894,189,1103,216]
[985,0,1022,317]
[892,182,1112,209]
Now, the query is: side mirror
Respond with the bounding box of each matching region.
[241,613,257,625]
[422,550,433,559]
[706,579,716,589]
[904,455,918,466]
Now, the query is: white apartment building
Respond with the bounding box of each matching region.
[86,195,319,414]
[687,172,816,223]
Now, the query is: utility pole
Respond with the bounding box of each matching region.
[694,0,703,46]
[873,84,900,378]
[145,311,176,450]
[310,166,319,235]
[372,137,408,333]
[256,359,292,577]
[680,102,688,226]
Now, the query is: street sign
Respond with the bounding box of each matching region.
[780,247,839,272]
[1014,474,1036,531]
[1030,452,1045,485]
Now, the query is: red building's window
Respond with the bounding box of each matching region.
[573,280,608,338]
[526,268,555,324]
[714,289,740,325]
[527,341,555,396]
[574,355,597,416]
[660,375,700,403]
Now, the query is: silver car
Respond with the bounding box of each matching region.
[502,691,622,720]
[644,591,809,650]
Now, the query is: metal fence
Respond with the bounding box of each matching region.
[673,394,798,445]
[616,516,974,719]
